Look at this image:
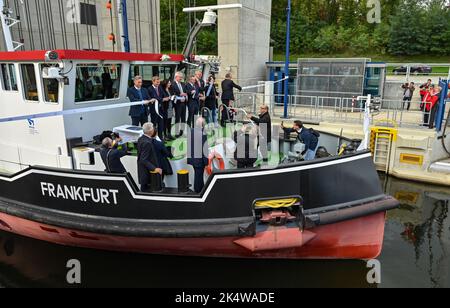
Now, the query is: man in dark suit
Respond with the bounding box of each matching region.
[221,73,242,106]
[148,76,165,139]
[127,76,151,127]
[248,105,272,162]
[221,73,242,126]
[100,137,128,174]
[137,123,163,192]
[187,118,209,193]
[170,72,188,137]
[195,70,206,109]
[186,75,201,128]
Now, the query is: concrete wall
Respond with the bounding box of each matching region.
[0,0,160,53]
[218,0,272,88]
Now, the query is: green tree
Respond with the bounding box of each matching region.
[388,0,428,55]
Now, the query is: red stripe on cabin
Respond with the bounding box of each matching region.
[0,50,185,62]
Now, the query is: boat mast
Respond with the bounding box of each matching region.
[0,0,24,51]
[116,0,130,52]
[283,0,291,119]
[182,3,242,62]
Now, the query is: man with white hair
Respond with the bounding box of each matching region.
[170,72,188,137]
[100,136,128,174]
[137,123,163,192]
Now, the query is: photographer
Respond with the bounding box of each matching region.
[402,82,415,111]
[100,135,128,174]
[204,75,219,125]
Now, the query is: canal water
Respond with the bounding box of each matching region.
[0,175,449,288]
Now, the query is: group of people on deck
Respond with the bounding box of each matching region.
[127,71,241,142]
[100,71,320,194]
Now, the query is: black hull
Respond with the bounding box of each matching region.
[0,152,395,238]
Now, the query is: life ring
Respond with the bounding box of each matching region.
[206,151,225,175]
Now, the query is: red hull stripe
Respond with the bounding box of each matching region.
[0,50,185,62]
[0,211,387,260]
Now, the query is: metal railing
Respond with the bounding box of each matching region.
[235,92,437,129]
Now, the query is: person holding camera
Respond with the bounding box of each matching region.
[204,75,219,125]
[100,135,128,174]
[402,82,415,111]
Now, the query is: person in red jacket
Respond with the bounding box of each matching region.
[419,79,432,111]
[424,86,441,129]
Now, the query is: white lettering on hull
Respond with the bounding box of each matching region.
[40,182,119,205]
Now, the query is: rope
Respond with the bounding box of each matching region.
[255,198,299,209]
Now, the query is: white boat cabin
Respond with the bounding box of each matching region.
[0,50,185,177]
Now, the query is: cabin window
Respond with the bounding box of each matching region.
[1,64,18,91]
[42,65,60,103]
[75,64,121,102]
[20,64,39,101]
[130,65,176,88]
[80,3,98,26]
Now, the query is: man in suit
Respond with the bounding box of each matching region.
[188,117,209,193]
[137,123,163,192]
[195,70,206,109]
[221,73,242,106]
[100,137,128,174]
[170,72,188,137]
[221,73,242,126]
[248,105,272,162]
[186,75,201,128]
[127,76,151,127]
[148,76,165,139]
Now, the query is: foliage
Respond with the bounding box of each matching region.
[160,0,450,56]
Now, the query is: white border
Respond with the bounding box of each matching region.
[0,153,372,204]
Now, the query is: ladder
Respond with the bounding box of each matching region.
[370,127,397,173]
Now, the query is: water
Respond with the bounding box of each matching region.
[0,175,449,288]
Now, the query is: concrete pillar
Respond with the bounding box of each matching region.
[218,0,272,88]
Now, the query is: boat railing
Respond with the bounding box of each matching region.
[234,92,438,129]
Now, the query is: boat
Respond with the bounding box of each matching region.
[0,50,399,259]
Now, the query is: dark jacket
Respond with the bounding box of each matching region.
[127,86,150,118]
[185,82,200,105]
[221,79,242,101]
[161,87,174,118]
[153,138,174,176]
[170,80,186,97]
[137,135,159,185]
[251,112,272,142]
[187,128,209,168]
[148,85,164,117]
[100,144,128,174]
[196,79,206,94]
[285,127,319,153]
[205,82,219,110]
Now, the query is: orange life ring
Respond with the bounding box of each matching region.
[206,151,225,175]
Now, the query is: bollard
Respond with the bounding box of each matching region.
[177,170,190,193]
[150,171,163,192]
